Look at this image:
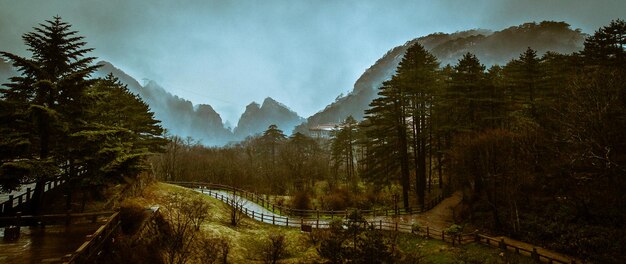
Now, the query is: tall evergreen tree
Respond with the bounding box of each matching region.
[398,44,440,208]
[363,43,440,208]
[446,53,487,132]
[331,116,358,190]
[0,16,99,212]
[504,47,543,118]
[364,78,411,208]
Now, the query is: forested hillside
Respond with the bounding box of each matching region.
[296,21,586,133]
[152,20,626,263]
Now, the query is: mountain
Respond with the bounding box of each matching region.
[295,21,586,133]
[234,97,304,139]
[0,59,17,85]
[95,61,233,146]
[2,59,303,146]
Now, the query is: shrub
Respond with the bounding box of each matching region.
[323,187,355,211]
[263,233,287,264]
[411,223,422,234]
[323,193,350,211]
[445,224,463,235]
[290,191,312,211]
[197,234,230,264]
[119,201,149,235]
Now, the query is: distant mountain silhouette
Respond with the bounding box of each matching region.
[234,97,304,139]
[2,21,587,145]
[95,61,234,146]
[295,21,586,134]
[0,59,17,85]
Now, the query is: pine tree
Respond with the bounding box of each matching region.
[397,44,440,208]
[0,16,99,212]
[363,43,440,209]
[582,19,626,69]
[363,78,411,208]
[77,74,165,185]
[504,47,543,118]
[446,53,487,132]
[261,124,286,193]
[330,116,358,190]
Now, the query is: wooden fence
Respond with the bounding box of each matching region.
[0,178,65,215]
[168,181,444,218]
[0,210,112,227]
[64,212,121,264]
[179,181,577,264]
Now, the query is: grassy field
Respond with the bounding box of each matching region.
[122,182,535,263]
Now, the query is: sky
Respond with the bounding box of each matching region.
[0,0,624,124]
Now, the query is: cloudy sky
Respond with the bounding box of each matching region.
[0,0,624,123]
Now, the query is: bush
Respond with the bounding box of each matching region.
[353,194,373,209]
[119,201,149,235]
[290,191,312,211]
[197,234,230,264]
[445,224,463,235]
[263,233,287,264]
[411,223,422,234]
[322,187,354,211]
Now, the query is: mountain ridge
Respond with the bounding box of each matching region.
[295,21,586,134]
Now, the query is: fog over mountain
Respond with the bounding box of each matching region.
[295,21,587,133]
[234,98,304,140]
[1,0,624,125]
[1,20,590,146]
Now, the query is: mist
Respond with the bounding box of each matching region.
[0,0,624,123]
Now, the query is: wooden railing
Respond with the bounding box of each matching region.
[64,212,121,264]
[178,182,577,264]
[0,178,65,215]
[168,181,444,218]
[0,210,112,227]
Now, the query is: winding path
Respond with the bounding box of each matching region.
[191,186,578,264]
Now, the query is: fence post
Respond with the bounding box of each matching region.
[261,213,264,223]
[379,220,382,230]
[395,222,398,231]
[286,217,289,227]
[26,188,31,202]
[532,248,540,262]
[499,239,507,251]
[272,215,275,225]
[316,218,319,228]
[426,226,430,238]
[65,210,72,226]
[15,211,22,228]
[8,195,14,211]
[252,211,255,220]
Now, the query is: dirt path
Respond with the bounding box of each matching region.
[370,191,462,230]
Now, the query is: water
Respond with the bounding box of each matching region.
[0,222,102,264]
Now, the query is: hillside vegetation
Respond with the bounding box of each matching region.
[108,182,536,263]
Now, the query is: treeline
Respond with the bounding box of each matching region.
[0,17,166,212]
[354,20,625,263]
[152,125,330,194]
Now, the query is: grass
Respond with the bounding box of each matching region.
[126,182,536,263]
[396,233,536,263]
[129,182,321,263]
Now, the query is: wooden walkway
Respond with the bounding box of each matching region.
[0,221,106,263]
